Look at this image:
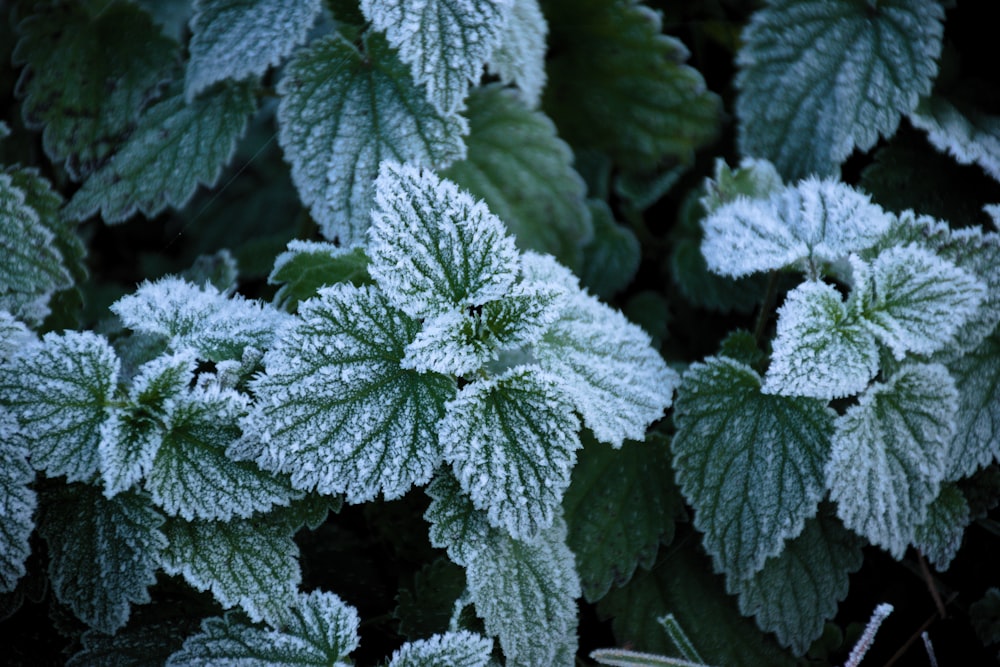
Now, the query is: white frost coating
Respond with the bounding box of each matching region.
[185,0,323,100]
[701,178,892,278]
[440,365,581,540]
[913,484,969,571]
[368,161,520,318]
[826,364,957,559]
[111,276,288,362]
[763,280,879,399]
[0,311,36,358]
[945,334,1000,481]
[0,410,36,593]
[486,0,548,108]
[389,631,493,667]
[360,0,512,114]
[860,244,986,359]
[909,96,1000,183]
[276,34,467,245]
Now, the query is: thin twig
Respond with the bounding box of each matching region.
[916,550,947,619]
[883,592,957,667]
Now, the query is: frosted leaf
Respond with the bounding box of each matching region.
[700,157,784,215]
[763,280,879,399]
[736,0,944,180]
[531,267,678,447]
[243,284,455,502]
[64,80,256,223]
[913,483,969,572]
[701,178,893,278]
[486,0,547,107]
[99,351,196,498]
[442,85,592,269]
[0,172,73,322]
[859,244,986,359]
[672,357,835,580]
[39,484,166,634]
[388,631,493,667]
[368,161,520,318]
[0,331,119,482]
[827,364,957,559]
[168,590,359,666]
[269,240,372,312]
[68,621,192,667]
[945,332,1000,480]
[0,311,34,359]
[0,411,35,594]
[147,385,298,521]
[111,276,288,362]
[161,516,300,625]
[277,32,467,245]
[12,1,177,180]
[0,121,8,139]
[403,282,564,376]
[730,512,863,656]
[909,96,1000,182]
[441,365,580,539]
[424,476,580,666]
[359,0,510,114]
[186,0,323,100]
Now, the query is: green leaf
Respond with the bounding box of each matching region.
[729,512,864,656]
[441,365,580,539]
[487,0,547,107]
[147,385,298,521]
[0,172,73,325]
[699,158,783,215]
[946,331,1000,480]
[161,516,300,625]
[241,283,455,502]
[0,331,119,482]
[442,84,592,270]
[762,280,879,400]
[186,0,323,100]
[0,412,35,594]
[12,1,178,179]
[276,32,467,245]
[64,80,257,223]
[913,483,969,571]
[909,95,1000,182]
[360,0,509,114]
[970,588,1000,646]
[395,558,467,641]
[735,0,944,180]
[672,357,835,580]
[388,631,493,667]
[563,433,681,602]
[858,244,985,359]
[39,485,166,634]
[68,620,193,667]
[543,0,720,170]
[269,241,372,312]
[111,277,288,362]
[369,160,521,318]
[425,476,580,667]
[167,590,359,666]
[827,363,958,558]
[528,254,679,447]
[579,200,640,299]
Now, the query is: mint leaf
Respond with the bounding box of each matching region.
[242,284,455,502]
[909,96,1000,182]
[64,81,257,223]
[0,412,35,594]
[827,364,958,558]
[359,0,509,114]
[40,485,166,634]
[388,631,493,667]
[701,178,893,279]
[700,158,784,214]
[369,161,520,318]
[914,483,970,571]
[167,590,359,666]
[730,512,864,656]
[672,357,835,580]
[161,516,300,625]
[269,241,372,312]
[946,331,1000,480]
[763,280,879,400]
[487,0,547,107]
[186,0,323,100]
[0,331,119,482]
[736,0,944,179]
[12,1,177,179]
[441,365,580,540]
[564,433,681,602]
[69,621,192,667]
[276,33,467,245]
[442,84,592,270]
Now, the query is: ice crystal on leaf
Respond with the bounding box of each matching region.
[486,0,548,108]
[0,409,35,594]
[913,483,970,572]
[388,631,493,667]
[909,96,1000,183]
[946,332,1000,480]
